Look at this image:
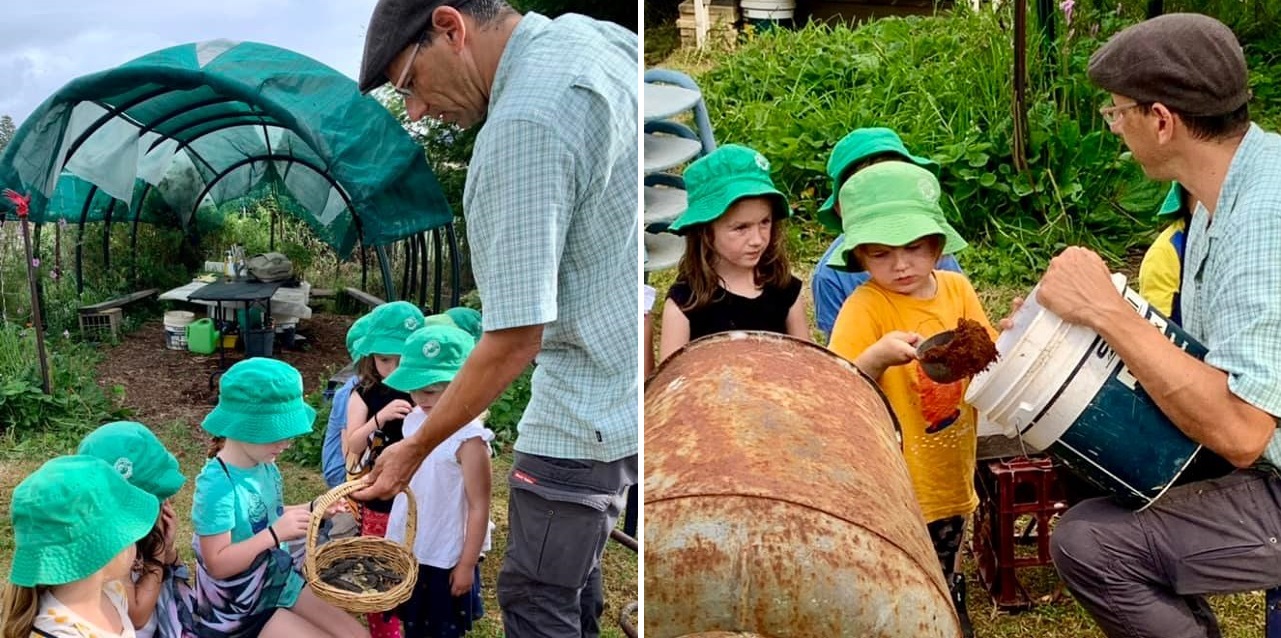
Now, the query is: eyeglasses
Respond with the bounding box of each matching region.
[392,38,424,99]
[1099,102,1143,125]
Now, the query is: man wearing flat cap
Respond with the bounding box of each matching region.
[1032,13,1281,637]
[353,2,639,636]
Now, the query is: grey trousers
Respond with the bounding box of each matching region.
[1051,469,1281,638]
[497,452,638,638]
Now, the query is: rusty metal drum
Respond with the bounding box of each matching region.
[645,331,961,638]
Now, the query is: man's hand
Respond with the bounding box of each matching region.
[1035,247,1128,329]
[351,437,432,501]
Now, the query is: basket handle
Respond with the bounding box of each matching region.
[304,479,418,577]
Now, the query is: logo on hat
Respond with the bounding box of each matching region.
[918,175,940,201]
[422,340,441,359]
[754,153,770,172]
[114,457,134,480]
[404,317,419,330]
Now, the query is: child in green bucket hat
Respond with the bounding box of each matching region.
[659,144,809,361]
[826,161,993,636]
[381,325,493,638]
[442,307,482,344]
[345,300,423,638]
[812,127,965,342]
[78,420,193,638]
[320,316,375,490]
[192,358,364,638]
[2,455,159,638]
[1137,182,1194,324]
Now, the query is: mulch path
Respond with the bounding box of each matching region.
[95,313,355,430]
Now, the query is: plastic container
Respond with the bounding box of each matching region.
[237,307,265,333]
[186,318,220,355]
[243,328,274,358]
[965,273,1228,510]
[163,311,195,350]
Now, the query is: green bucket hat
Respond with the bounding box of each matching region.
[817,128,939,234]
[423,314,458,329]
[346,315,372,361]
[443,307,483,344]
[359,301,426,356]
[202,358,316,444]
[830,162,967,272]
[10,455,159,587]
[77,421,186,501]
[1156,182,1185,219]
[666,144,790,234]
[384,325,475,393]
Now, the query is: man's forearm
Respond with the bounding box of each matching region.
[1094,305,1275,467]
[407,325,542,455]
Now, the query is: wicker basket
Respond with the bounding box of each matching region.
[304,481,418,614]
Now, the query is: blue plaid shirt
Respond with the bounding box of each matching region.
[1180,124,1281,466]
[463,13,638,461]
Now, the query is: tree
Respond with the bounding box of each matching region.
[0,115,15,156]
[508,0,637,32]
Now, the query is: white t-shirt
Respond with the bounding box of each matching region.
[34,579,136,638]
[386,411,495,569]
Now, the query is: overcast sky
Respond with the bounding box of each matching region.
[1,0,382,125]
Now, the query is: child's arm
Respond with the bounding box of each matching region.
[829,294,919,380]
[451,437,492,597]
[659,297,690,362]
[344,391,375,457]
[126,565,164,629]
[198,509,311,579]
[784,291,811,342]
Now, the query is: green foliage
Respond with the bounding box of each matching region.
[687,7,1281,285]
[281,386,330,468]
[0,323,126,442]
[487,367,533,452]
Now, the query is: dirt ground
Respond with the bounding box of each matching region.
[95,312,355,429]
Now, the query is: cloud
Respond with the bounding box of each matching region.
[0,0,379,125]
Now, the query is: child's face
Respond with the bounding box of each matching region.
[857,236,942,298]
[710,198,774,271]
[242,438,292,464]
[374,355,401,379]
[409,385,446,412]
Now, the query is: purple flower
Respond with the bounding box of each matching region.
[30,258,40,268]
[1060,0,1075,25]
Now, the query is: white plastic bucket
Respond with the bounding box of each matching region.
[163,310,195,350]
[741,0,796,20]
[966,273,1228,510]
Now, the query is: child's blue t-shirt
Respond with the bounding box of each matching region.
[192,458,285,543]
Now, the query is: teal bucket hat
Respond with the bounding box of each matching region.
[384,325,475,393]
[77,421,186,501]
[202,358,316,444]
[346,315,372,361]
[667,144,790,234]
[817,128,939,234]
[359,301,426,356]
[10,455,159,587]
[830,162,967,272]
[1156,182,1185,219]
[444,307,483,344]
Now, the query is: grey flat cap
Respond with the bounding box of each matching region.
[1088,13,1249,117]
[359,0,447,93]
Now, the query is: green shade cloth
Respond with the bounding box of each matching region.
[0,40,453,257]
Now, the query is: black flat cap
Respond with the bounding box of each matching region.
[1088,13,1249,117]
[359,0,446,94]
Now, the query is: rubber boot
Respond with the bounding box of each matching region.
[951,572,975,638]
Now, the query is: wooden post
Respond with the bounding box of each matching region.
[4,190,51,394]
[694,0,709,48]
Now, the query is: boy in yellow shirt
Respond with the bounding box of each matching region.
[828,162,994,638]
[1137,183,1192,323]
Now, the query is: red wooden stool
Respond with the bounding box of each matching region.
[972,455,1068,609]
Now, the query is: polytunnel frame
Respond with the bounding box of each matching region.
[26,59,464,309]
